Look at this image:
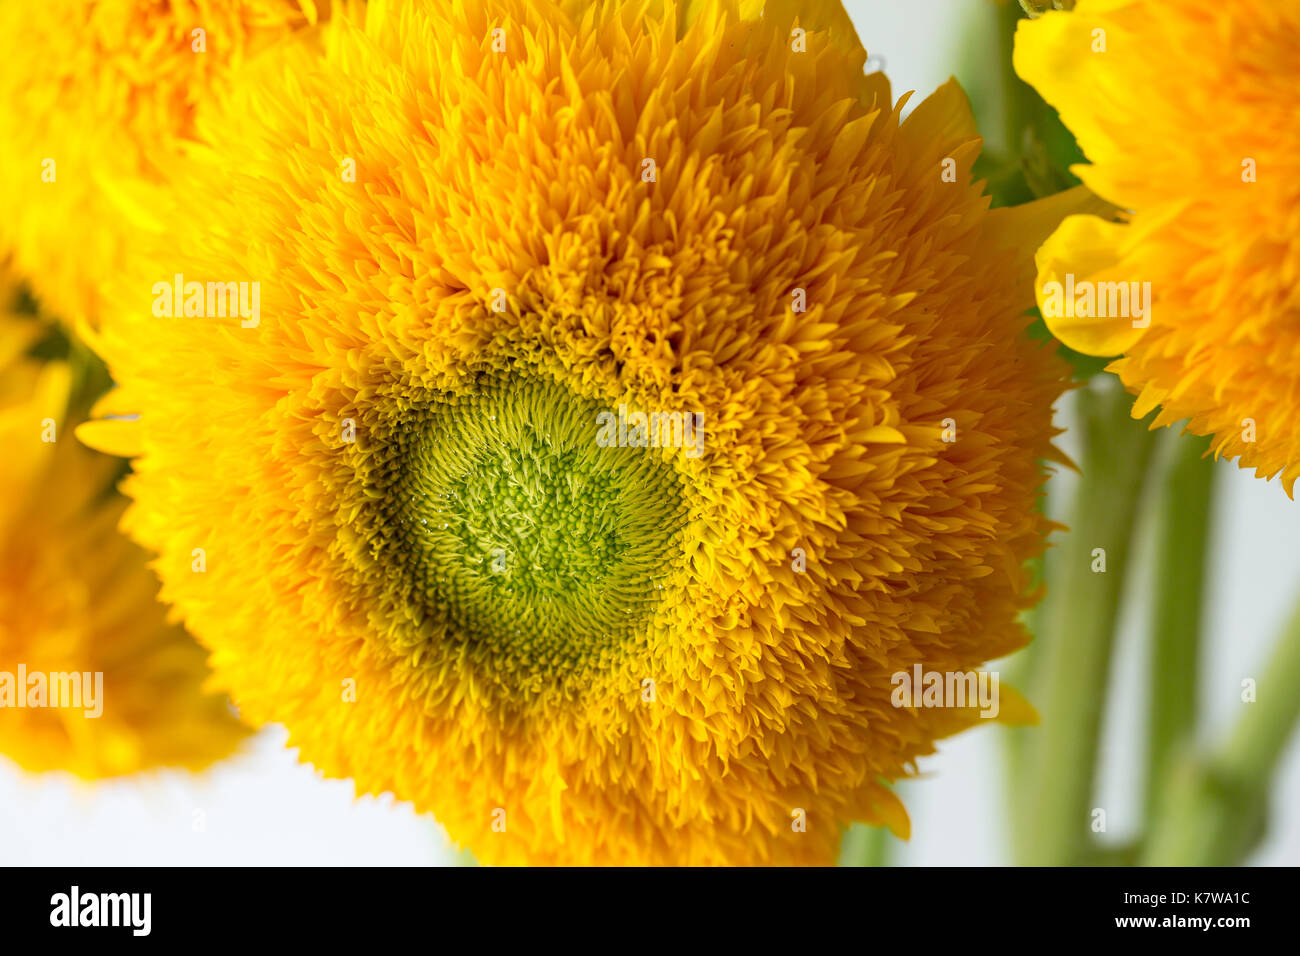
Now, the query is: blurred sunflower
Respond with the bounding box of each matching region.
[85,0,1082,863]
[0,0,331,326]
[0,273,247,778]
[1016,0,1300,491]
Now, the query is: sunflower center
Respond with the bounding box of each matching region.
[363,371,686,701]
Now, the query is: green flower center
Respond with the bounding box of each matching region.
[361,371,686,703]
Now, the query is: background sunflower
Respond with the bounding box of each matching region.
[0,272,248,780]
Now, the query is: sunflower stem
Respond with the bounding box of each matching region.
[1144,432,1216,828]
[1142,592,1300,864]
[1015,377,1157,865]
[997,0,1032,162]
[839,822,893,867]
[1001,494,1052,834]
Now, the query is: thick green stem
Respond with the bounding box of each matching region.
[1143,595,1300,864]
[1221,607,1300,782]
[997,1,1032,163]
[839,822,893,867]
[1144,433,1216,825]
[1015,379,1158,865]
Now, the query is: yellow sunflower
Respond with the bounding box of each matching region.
[0,277,247,778]
[85,0,1079,863]
[0,0,331,326]
[1015,0,1300,491]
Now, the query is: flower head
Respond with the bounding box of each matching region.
[88,0,1072,863]
[0,277,248,777]
[1016,0,1300,491]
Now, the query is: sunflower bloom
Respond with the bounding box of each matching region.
[1015,0,1300,491]
[0,0,329,325]
[86,0,1076,863]
[0,283,247,777]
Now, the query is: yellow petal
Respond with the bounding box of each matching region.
[88,385,141,420]
[1013,5,1130,174]
[1034,213,1149,356]
[901,75,978,145]
[986,184,1118,313]
[76,418,144,459]
[992,681,1038,727]
[864,781,910,841]
[862,424,906,444]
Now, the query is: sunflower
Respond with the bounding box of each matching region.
[0,277,247,778]
[0,0,331,326]
[84,0,1078,863]
[1015,0,1300,491]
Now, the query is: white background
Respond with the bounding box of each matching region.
[2,0,1295,866]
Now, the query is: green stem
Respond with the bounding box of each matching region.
[839,822,893,867]
[1143,594,1300,864]
[1222,606,1300,782]
[997,1,1032,162]
[1144,432,1216,826]
[1015,378,1158,865]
